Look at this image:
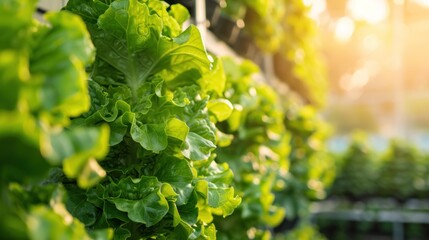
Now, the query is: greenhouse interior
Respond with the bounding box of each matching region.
[3,0,429,239]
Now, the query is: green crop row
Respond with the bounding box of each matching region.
[330,132,429,201]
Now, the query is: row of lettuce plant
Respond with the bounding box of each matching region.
[0,0,333,239]
[331,133,429,201]
[213,58,290,239]
[213,58,334,239]
[279,101,335,218]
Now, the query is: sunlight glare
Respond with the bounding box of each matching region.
[347,0,388,24]
[334,16,355,43]
[340,68,370,92]
[304,0,327,19]
[413,0,429,7]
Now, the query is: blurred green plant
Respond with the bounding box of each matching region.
[0,0,109,239]
[223,0,327,106]
[330,132,378,200]
[274,221,327,240]
[214,58,331,239]
[278,102,335,220]
[329,135,429,201]
[214,57,290,240]
[378,139,426,200]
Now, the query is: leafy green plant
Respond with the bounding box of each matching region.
[63,0,240,238]
[0,0,109,239]
[378,139,425,200]
[223,0,285,52]
[329,135,429,201]
[1,0,241,239]
[330,132,378,200]
[223,0,327,106]
[214,58,290,239]
[278,103,335,220]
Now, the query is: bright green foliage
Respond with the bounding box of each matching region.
[330,132,378,199]
[0,0,109,239]
[1,0,240,239]
[224,0,285,52]
[214,58,290,239]
[276,0,327,106]
[223,0,327,106]
[64,0,240,238]
[279,103,335,219]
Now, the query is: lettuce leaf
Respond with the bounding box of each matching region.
[104,176,169,226]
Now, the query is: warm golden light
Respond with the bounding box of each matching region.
[304,0,327,19]
[339,68,370,92]
[334,16,355,43]
[347,0,388,24]
[362,35,380,52]
[413,0,429,7]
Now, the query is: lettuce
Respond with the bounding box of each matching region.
[64,0,240,238]
[214,58,290,239]
[0,1,110,238]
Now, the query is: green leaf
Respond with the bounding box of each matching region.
[165,118,189,142]
[147,0,182,37]
[113,225,131,240]
[201,162,234,186]
[189,223,217,240]
[0,112,49,183]
[169,4,190,26]
[159,26,211,89]
[262,206,286,227]
[0,51,27,110]
[42,125,109,182]
[0,199,28,240]
[170,220,194,239]
[103,201,130,223]
[63,0,109,25]
[65,184,98,227]
[183,132,216,161]
[167,201,181,227]
[207,99,233,122]
[177,191,198,225]
[0,0,36,51]
[195,162,241,220]
[152,155,194,205]
[227,106,243,132]
[88,228,114,240]
[198,56,226,97]
[30,11,94,120]
[78,158,107,189]
[26,205,91,240]
[105,176,169,226]
[161,183,178,202]
[130,121,167,153]
[182,117,217,161]
[82,86,133,146]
